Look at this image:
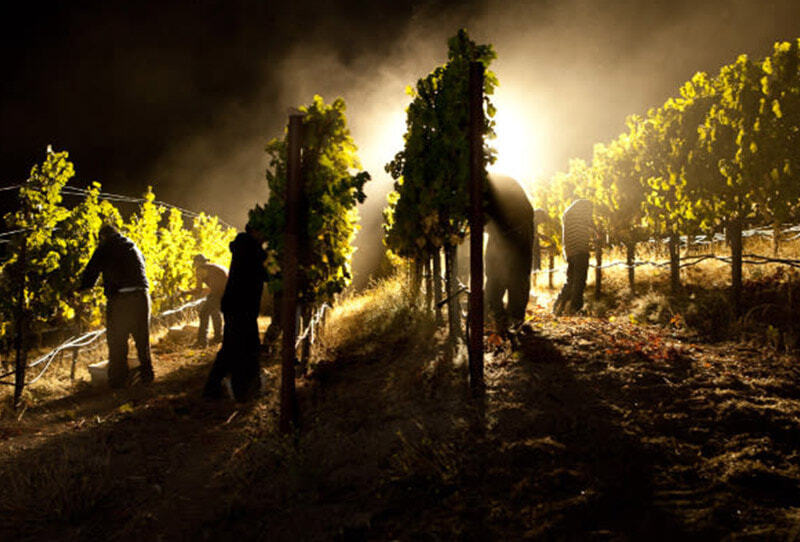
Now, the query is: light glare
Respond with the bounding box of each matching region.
[489,87,547,192]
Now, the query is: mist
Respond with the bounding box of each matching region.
[143,0,800,287]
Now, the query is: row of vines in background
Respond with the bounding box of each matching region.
[0,147,236,345]
[533,39,800,311]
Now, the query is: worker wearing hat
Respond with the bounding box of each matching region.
[189,253,228,347]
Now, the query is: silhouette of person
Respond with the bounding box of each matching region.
[78,223,154,388]
[189,254,228,347]
[484,174,534,327]
[203,223,267,401]
[553,199,593,316]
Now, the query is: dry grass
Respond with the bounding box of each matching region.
[203,272,463,540]
[0,312,202,416]
[0,319,250,541]
[313,273,439,365]
[534,234,800,345]
[1,267,799,539]
[0,434,115,525]
[209,268,800,540]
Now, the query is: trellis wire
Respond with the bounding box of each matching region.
[533,251,800,276]
[0,296,206,387]
[59,185,235,230]
[1,182,235,230]
[295,303,332,349]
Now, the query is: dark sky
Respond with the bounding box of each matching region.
[1,0,463,221]
[2,0,799,237]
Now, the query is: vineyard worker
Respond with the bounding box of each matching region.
[189,254,228,348]
[78,223,154,388]
[553,199,593,316]
[484,174,534,328]
[203,222,267,402]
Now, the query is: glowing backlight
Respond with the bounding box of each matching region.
[353,108,406,183]
[489,86,547,191]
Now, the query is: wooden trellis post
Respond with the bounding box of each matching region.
[279,112,303,433]
[14,237,27,408]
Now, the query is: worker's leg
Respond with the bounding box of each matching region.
[105,295,129,388]
[570,252,590,313]
[264,292,281,346]
[231,313,262,402]
[507,272,531,324]
[131,291,154,381]
[485,273,506,326]
[197,298,211,346]
[209,294,223,343]
[203,310,235,398]
[553,259,574,316]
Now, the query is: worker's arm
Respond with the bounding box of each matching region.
[195,267,205,290]
[182,268,209,297]
[77,243,106,291]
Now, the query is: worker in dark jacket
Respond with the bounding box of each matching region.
[189,254,228,347]
[78,223,154,388]
[203,223,267,401]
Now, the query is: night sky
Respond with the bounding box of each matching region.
[2,0,800,247]
[1,0,455,221]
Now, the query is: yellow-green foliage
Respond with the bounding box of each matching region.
[249,95,370,304]
[384,29,497,262]
[539,39,800,251]
[533,39,800,297]
[192,212,236,268]
[0,148,236,341]
[124,187,166,308]
[158,208,196,304]
[2,149,74,327]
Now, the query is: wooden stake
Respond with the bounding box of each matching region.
[14,237,27,408]
[279,113,303,433]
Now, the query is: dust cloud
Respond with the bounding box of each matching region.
[146,0,800,286]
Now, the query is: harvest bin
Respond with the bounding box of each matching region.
[87,360,140,386]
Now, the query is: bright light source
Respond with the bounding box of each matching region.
[352,108,406,183]
[489,86,547,191]
[354,87,548,196]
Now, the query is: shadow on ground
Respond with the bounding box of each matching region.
[2,310,800,540]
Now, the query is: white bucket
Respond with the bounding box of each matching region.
[87,360,140,387]
[87,360,109,386]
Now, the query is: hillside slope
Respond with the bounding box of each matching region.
[1,294,799,540]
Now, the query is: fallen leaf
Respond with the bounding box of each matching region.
[487,333,504,347]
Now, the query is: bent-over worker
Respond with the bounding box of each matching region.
[189,254,228,347]
[78,223,154,388]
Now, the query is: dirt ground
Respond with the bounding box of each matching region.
[1,306,799,541]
